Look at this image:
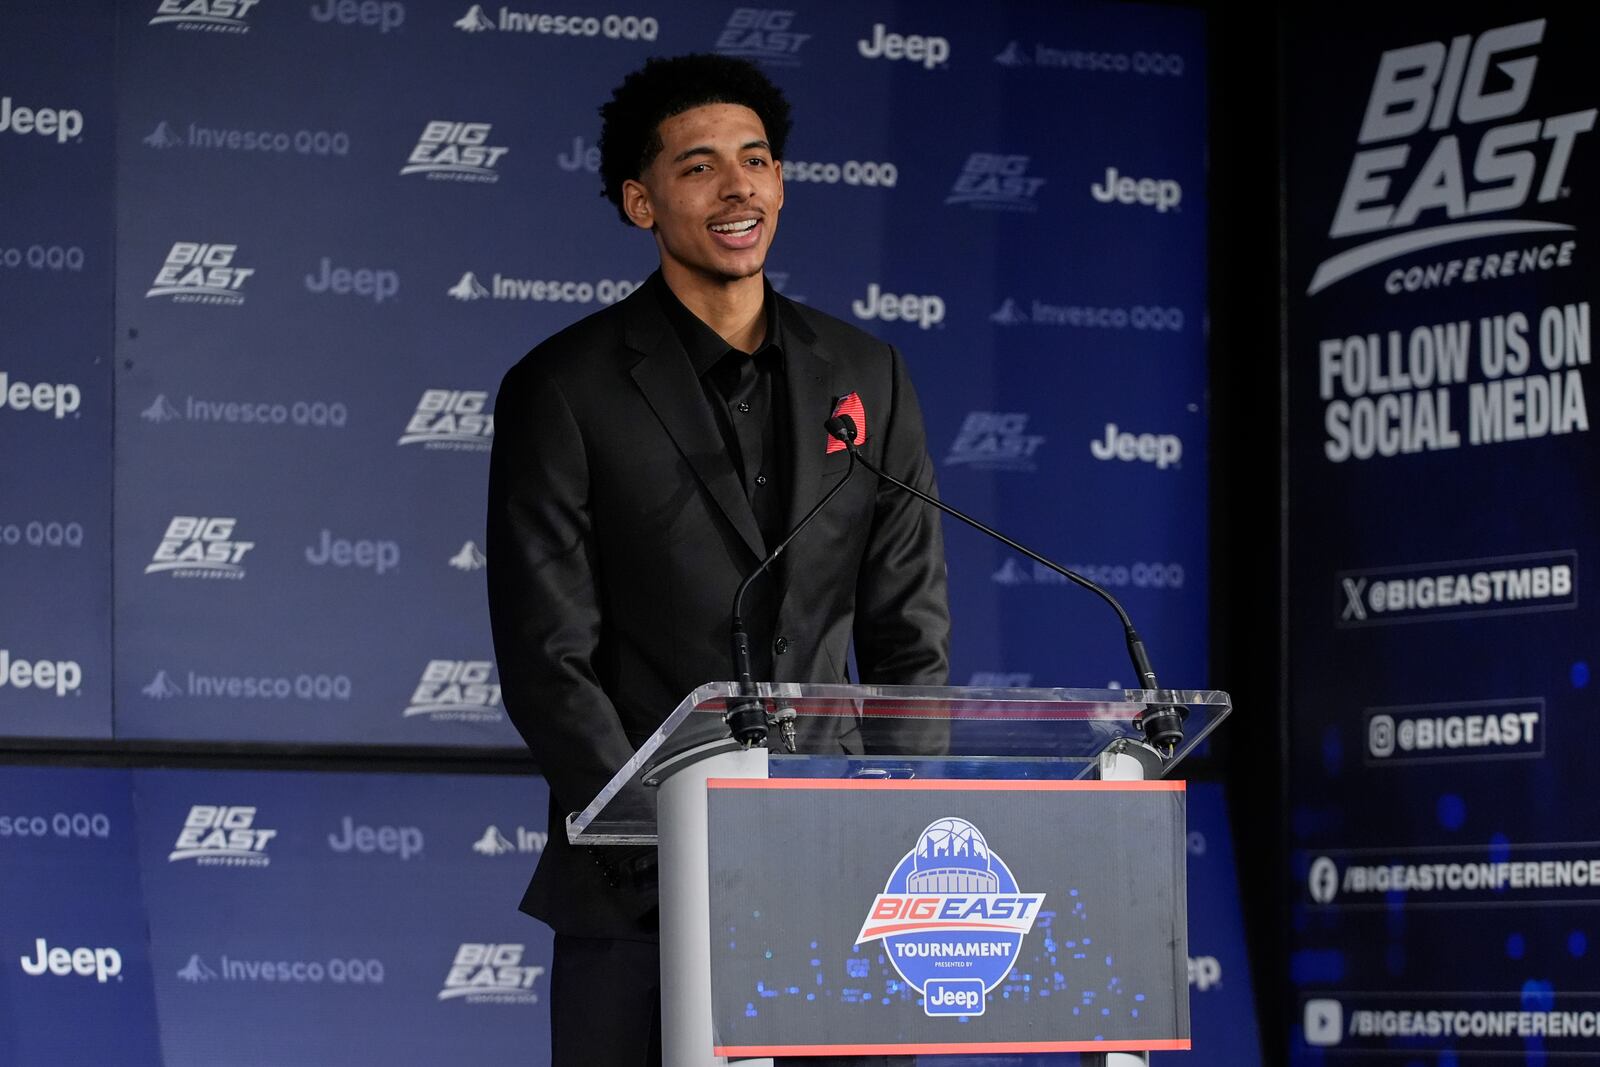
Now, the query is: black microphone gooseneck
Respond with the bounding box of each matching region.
[725,443,859,748]
[824,414,1186,755]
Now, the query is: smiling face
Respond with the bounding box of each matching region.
[622,103,784,298]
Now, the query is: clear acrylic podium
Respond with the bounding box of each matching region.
[568,683,1232,1066]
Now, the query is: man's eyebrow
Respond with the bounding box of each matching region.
[671,145,715,164]
[670,139,771,164]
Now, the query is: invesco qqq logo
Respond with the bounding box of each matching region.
[454,4,658,40]
[782,159,897,187]
[855,818,1045,1017]
[1310,18,1597,294]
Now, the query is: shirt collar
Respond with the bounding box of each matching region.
[652,272,784,379]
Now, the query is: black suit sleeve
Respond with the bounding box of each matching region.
[852,344,951,692]
[486,362,636,821]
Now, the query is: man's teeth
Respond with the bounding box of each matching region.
[711,219,759,234]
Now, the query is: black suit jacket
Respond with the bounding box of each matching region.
[486,273,950,938]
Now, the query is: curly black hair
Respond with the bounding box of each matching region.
[598,54,793,225]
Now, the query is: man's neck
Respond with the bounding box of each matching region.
[660,266,767,354]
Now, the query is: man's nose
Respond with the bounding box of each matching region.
[720,167,757,201]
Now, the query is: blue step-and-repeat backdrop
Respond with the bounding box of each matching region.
[1,0,1246,1062]
[2,0,1209,745]
[1285,7,1600,1063]
[0,764,552,1066]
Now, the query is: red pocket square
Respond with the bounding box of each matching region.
[826,392,867,454]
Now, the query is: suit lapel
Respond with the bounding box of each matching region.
[625,283,767,562]
[777,295,839,597]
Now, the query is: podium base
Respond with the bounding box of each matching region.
[658,743,771,1067]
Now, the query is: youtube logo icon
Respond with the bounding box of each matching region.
[1304,998,1342,1046]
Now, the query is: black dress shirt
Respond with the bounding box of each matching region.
[653,275,790,552]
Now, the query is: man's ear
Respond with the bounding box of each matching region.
[621,178,654,231]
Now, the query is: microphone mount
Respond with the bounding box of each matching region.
[824,414,1187,757]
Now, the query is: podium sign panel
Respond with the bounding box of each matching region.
[704,779,1189,1058]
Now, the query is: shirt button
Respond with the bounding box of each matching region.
[755,473,768,486]
[773,636,789,655]
[737,401,751,413]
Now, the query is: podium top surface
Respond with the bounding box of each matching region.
[567,683,1231,844]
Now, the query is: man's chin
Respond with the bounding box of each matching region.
[658,244,771,290]
[700,256,767,285]
[714,263,764,283]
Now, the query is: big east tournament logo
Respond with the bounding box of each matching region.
[855,818,1044,1017]
[1311,17,1596,294]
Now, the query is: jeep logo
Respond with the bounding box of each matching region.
[1089,423,1182,469]
[851,283,946,329]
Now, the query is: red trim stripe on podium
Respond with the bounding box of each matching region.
[715,1039,1192,1056]
[706,779,1184,791]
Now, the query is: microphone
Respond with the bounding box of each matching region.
[725,441,859,749]
[824,414,1187,755]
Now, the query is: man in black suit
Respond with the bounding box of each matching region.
[487,54,948,1066]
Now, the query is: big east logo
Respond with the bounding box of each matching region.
[145,516,254,578]
[404,660,502,721]
[439,943,542,1003]
[169,805,277,867]
[855,818,1044,1017]
[945,154,1045,211]
[146,242,254,305]
[715,9,810,66]
[149,0,258,32]
[398,389,493,450]
[399,121,508,182]
[1311,18,1597,294]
